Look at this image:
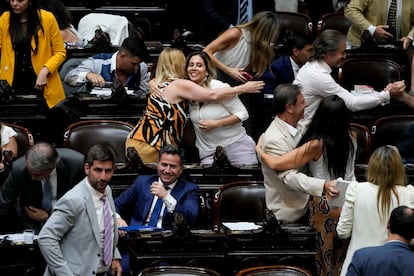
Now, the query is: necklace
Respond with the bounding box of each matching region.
[20,21,28,24]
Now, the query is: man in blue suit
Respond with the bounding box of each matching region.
[115,144,200,273]
[347,205,414,276]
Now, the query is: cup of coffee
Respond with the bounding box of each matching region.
[23,229,35,245]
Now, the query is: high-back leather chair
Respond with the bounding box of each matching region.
[350,122,371,164]
[5,123,34,158]
[371,115,414,152]
[63,120,134,168]
[235,264,312,276]
[213,181,265,231]
[138,265,221,276]
[276,12,313,45]
[317,12,352,35]
[339,57,403,91]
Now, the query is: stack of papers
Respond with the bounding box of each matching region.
[222,222,262,231]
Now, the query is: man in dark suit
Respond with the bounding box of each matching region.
[0,142,85,232]
[115,144,200,273]
[200,0,275,43]
[347,205,414,276]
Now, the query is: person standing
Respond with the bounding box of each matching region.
[38,144,122,276]
[347,206,414,276]
[337,145,414,275]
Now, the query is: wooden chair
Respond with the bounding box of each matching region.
[5,123,34,158]
[370,115,414,152]
[63,119,134,168]
[350,122,371,164]
[138,265,221,276]
[317,12,352,35]
[235,264,312,276]
[339,57,403,91]
[213,181,265,231]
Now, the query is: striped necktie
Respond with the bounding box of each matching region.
[386,0,397,42]
[102,195,113,266]
[239,0,249,24]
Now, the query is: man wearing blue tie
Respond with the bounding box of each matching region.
[115,144,200,273]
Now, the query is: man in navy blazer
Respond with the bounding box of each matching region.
[200,0,275,43]
[115,144,200,273]
[346,205,414,276]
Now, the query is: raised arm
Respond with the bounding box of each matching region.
[257,139,323,171]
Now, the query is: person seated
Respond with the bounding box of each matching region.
[347,205,414,276]
[187,51,258,166]
[64,36,151,95]
[0,122,18,171]
[115,144,200,273]
[0,142,85,232]
[39,0,82,44]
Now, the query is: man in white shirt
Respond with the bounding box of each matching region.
[294,29,406,131]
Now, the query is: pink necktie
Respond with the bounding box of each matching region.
[102,195,113,266]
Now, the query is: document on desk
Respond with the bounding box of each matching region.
[118,225,161,232]
[222,222,262,231]
[90,88,136,96]
[329,178,352,208]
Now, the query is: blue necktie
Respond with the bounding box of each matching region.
[148,197,163,227]
[42,177,52,212]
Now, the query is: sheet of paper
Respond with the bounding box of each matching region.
[329,179,352,208]
[222,222,262,231]
[90,88,136,96]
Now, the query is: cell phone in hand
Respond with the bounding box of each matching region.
[241,71,253,81]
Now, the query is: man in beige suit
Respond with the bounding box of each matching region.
[345,0,414,92]
[258,84,338,223]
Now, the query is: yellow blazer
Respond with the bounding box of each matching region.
[345,0,414,46]
[0,9,66,108]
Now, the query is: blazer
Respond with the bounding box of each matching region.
[38,179,121,276]
[0,9,66,108]
[261,117,325,222]
[0,148,85,231]
[346,241,414,276]
[261,55,295,97]
[201,0,275,42]
[115,174,200,228]
[345,0,414,46]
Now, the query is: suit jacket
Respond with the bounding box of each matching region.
[201,0,275,42]
[261,55,295,96]
[345,0,414,46]
[0,9,66,108]
[346,241,414,276]
[0,148,85,231]
[261,117,325,222]
[38,179,121,276]
[115,174,200,228]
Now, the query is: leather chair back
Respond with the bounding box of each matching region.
[276,12,313,45]
[339,57,402,91]
[235,264,312,276]
[139,265,221,276]
[63,120,134,168]
[371,115,414,152]
[350,123,371,163]
[317,12,352,35]
[5,123,34,158]
[213,181,265,231]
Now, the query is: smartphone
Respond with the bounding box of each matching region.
[241,71,253,81]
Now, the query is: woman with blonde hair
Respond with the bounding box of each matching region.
[204,11,280,140]
[126,48,264,163]
[337,145,414,275]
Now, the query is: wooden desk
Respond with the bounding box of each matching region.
[0,241,45,276]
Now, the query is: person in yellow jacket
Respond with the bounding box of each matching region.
[0,0,66,109]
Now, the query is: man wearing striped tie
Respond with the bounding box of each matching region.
[200,0,275,43]
[38,144,122,276]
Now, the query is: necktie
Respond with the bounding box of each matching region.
[148,196,163,227]
[42,177,52,212]
[102,196,113,266]
[239,0,248,24]
[386,0,397,42]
